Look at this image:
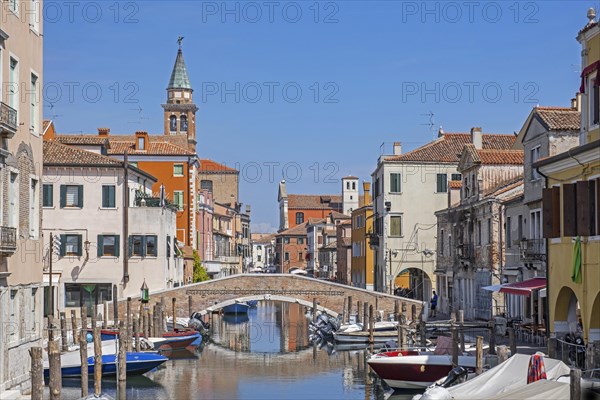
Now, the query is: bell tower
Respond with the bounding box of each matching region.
[162,37,198,150]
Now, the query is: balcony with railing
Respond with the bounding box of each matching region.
[0,226,17,253]
[0,102,17,138]
[457,243,474,260]
[519,239,546,261]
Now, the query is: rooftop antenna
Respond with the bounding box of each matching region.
[420,111,435,140]
[127,106,150,125]
[380,142,385,156]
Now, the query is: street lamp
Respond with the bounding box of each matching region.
[140,280,149,303]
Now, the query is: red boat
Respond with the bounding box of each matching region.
[367,349,476,389]
[158,331,201,350]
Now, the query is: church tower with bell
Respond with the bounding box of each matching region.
[162,37,198,151]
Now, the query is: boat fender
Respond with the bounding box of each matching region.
[420,387,452,400]
[397,353,403,357]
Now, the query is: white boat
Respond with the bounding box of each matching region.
[416,353,571,399]
[165,316,189,331]
[337,321,398,333]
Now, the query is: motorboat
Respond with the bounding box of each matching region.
[337,321,398,334]
[415,353,572,399]
[160,331,202,349]
[222,302,250,314]
[367,349,477,389]
[43,341,167,379]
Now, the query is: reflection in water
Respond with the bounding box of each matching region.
[50,301,400,399]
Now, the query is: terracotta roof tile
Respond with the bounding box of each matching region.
[384,133,515,163]
[44,141,122,166]
[55,135,111,146]
[483,176,524,198]
[53,133,195,156]
[278,222,308,236]
[199,159,238,173]
[534,107,580,131]
[288,194,343,210]
[476,149,524,165]
[108,140,194,156]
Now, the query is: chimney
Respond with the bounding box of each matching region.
[98,127,110,136]
[363,181,371,205]
[571,94,582,111]
[470,127,483,149]
[393,142,402,155]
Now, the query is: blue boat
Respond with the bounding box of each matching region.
[44,351,168,379]
[222,302,250,314]
[246,300,258,308]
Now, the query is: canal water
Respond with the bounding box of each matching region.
[54,301,419,399]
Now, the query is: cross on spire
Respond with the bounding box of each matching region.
[177,36,184,49]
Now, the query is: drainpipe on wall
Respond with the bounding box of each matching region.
[123,149,130,285]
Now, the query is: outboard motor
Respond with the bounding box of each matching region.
[188,312,210,332]
[439,366,468,388]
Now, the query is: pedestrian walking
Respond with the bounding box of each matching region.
[430,290,438,317]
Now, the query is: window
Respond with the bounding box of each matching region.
[530,147,541,180]
[61,234,82,257]
[517,215,523,242]
[60,185,83,208]
[298,251,303,260]
[284,237,290,244]
[173,164,184,177]
[9,290,17,338]
[346,182,350,190]
[130,235,144,256]
[296,212,304,225]
[390,173,401,193]
[257,255,262,261]
[284,252,290,262]
[102,185,116,208]
[30,179,39,238]
[506,216,512,246]
[169,115,177,132]
[451,173,462,181]
[448,235,452,257]
[530,210,542,240]
[477,220,482,245]
[30,73,39,133]
[30,0,40,31]
[374,178,380,198]
[146,235,157,257]
[64,283,112,308]
[137,137,145,150]
[437,174,448,193]
[201,180,213,192]
[390,215,402,237]
[297,237,304,245]
[173,191,184,210]
[9,0,18,13]
[9,58,18,112]
[43,184,53,207]
[487,218,492,244]
[97,235,119,257]
[591,76,599,126]
[464,177,470,198]
[8,173,18,227]
[180,115,188,132]
[352,182,356,190]
[440,229,444,256]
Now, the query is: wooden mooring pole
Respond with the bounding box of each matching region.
[79,329,89,398]
[312,298,317,322]
[368,305,374,344]
[475,335,483,375]
[71,310,78,347]
[118,321,127,383]
[29,347,43,400]
[48,336,61,400]
[60,312,68,352]
[362,303,369,332]
[93,327,102,397]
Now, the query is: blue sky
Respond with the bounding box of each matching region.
[44,1,596,232]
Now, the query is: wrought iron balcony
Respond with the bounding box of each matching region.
[457,243,474,260]
[519,239,546,261]
[0,226,17,253]
[0,102,17,138]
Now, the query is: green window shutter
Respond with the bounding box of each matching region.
[152,235,158,256]
[128,236,133,257]
[141,236,147,257]
[60,185,66,208]
[114,235,120,257]
[102,186,108,208]
[110,186,115,208]
[77,235,83,257]
[97,235,104,258]
[60,234,66,257]
[78,186,84,208]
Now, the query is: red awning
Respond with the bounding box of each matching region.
[500,278,546,297]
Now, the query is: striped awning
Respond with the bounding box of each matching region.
[499,278,546,297]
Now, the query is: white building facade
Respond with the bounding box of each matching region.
[42,142,182,315]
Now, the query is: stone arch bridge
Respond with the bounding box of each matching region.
[119,274,424,319]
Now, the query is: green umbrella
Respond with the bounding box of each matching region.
[571,237,582,284]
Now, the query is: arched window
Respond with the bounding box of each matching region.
[296,212,304,225]
[180,115,188,132]
[169,115,177,132]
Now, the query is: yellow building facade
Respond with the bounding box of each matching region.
[351,183,375,290]
[536,11,600,345]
